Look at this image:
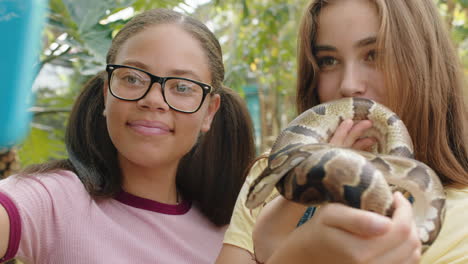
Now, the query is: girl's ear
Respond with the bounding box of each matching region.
[201,94,221,132]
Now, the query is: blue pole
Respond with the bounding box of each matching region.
[0,0,48,148]
[243,84,261,154]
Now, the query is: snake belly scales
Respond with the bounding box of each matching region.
[245,97,445,251]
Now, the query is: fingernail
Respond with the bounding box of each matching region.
[394,191,404,201]
[343,119,354,128]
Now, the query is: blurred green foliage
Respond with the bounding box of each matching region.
[17,0,468,165]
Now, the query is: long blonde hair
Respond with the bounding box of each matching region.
[296,0,468,185]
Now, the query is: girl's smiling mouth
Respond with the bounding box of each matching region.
[127,120,173,135]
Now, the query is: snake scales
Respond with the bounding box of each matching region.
[245,97,445,250]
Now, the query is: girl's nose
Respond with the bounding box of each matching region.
[339,63,367,97]
[137,83,170,112]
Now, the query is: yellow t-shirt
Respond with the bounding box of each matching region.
[224,158,468,263]
[223,157,274,254]
[420,186,468,263]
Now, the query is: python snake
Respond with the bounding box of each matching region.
[245,97,445,250]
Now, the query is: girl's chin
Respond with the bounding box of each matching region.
[118,151,183,168]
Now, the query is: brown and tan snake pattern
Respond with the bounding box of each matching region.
[245,97,446,250]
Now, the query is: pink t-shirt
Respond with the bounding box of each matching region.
[0,170,226,263]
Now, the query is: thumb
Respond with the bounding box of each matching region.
[321,203,392,237]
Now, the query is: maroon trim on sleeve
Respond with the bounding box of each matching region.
[0,192,21,262]
[115,191,191,215]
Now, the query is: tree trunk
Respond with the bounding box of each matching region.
[0,148,20,179]
[445,0,456,30]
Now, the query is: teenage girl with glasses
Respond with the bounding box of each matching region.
[217,0,468,263]
[0,8,255,263]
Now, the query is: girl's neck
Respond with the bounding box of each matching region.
[119,157,180,205]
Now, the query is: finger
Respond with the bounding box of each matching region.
[343,120,373,147]
[372,222,421,263]
[391,191,414,223]
[386,192,416,248]
[295,214,373,264]
[351,137,377,151]
[329,119,354,146]
[403,248,422,264]
[371,247,420,264]
[319,203,391,237]
[371,228,421,264]
[367,192,420,262]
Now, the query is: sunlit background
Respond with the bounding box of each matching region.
[1,0,467,178]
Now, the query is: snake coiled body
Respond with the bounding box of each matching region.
[245,97,445,250]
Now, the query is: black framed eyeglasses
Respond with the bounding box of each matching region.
[106,64,212,113]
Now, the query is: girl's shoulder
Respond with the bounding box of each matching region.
[245,155,269,184]
[443,185,468,211]
[223,152,277,254]
[420,185,468,263]
[0,169,90,210]
[1,169,84,192]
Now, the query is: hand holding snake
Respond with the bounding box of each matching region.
[246,97,445,252]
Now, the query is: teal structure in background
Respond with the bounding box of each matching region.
[243,84,261,153]
[0,0,48,148]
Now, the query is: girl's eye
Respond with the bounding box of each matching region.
[366,50,377,62]
[166,80,197,96]
[124,75,140,84]
[317,56,338,68]
[114,69,148,87]
[176,83,189,93]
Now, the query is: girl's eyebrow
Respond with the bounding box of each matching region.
[314,45,336,53]
[167,69,202,81]
[121,59,150,70]
[314,36,377,53]
[119,59,202,80]
[354,36,377,48]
